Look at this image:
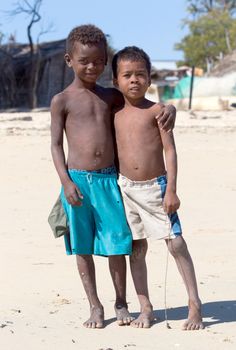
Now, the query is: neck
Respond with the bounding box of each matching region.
[124,96,147,107]
[73,76,97,91]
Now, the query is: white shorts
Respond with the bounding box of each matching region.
[118,174,182,240]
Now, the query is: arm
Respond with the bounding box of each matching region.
[50,95,83,206]
[160,129,180,214]
[155,103,176,132]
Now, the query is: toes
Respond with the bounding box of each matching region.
[83,321,103,329]
[182,321,204,331]
[96,322,104,329]
[130,321,139,328]
[117,317,133,326]
[143,321,151,329]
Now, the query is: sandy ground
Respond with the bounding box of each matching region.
[0,109,236,350]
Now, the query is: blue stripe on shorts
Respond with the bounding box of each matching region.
[156,175,182,237]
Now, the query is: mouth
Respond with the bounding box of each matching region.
[129,87,140,92]
[86,73,97,77]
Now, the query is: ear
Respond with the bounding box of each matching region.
[64,53,72,67]
[113,78,118,88]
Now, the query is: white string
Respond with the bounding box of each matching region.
[164,216,172,329]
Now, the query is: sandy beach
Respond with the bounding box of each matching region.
[0,109,236,350]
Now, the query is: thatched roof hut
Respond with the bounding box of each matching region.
[0,39,114,109]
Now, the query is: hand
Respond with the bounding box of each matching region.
[64,180,83,206]
[163,191,180,214]
[155,104,176,132]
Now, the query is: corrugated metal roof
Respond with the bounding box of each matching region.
[151,60,177,70]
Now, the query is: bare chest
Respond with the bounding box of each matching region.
[115,111,159,142]
[66,93,111,128]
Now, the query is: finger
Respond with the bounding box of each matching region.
[77,191,83,199]
[161,117,173,131]
[163,202,167,213]
[157,110,165,119]
[157,111,168,126]
[155,111,164,122]
[68,193,82,206]
[75,188,83,199]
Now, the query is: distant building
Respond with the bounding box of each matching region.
[149,59,188,102]
[0,39,114,109]
[151,60,177,71]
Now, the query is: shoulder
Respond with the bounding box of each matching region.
[51,91,66,107]
[50,89,71,115]
[151,102,163,114]
[50,92,68,121]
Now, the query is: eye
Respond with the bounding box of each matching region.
[78,59,88,65]
[94,58,105,65]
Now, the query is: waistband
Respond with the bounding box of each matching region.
[69,165,117,175]
[118,174,167,188]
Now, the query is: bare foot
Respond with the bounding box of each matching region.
[83,305,104,329]
[182,299,204,330]
[131,305,154,329]
[115,302,134,326]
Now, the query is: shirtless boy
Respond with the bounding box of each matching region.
[112,46,204,330]
[50,25,175,328]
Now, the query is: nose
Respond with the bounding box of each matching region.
[130,74,138,83]
[87,62,95,69]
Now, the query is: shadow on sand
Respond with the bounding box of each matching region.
[104,300,236,328]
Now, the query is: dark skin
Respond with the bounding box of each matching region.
[50,41,176,329]
[114,59,204,330]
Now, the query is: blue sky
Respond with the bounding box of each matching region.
[0,0,189,60]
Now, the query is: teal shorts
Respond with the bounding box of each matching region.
[60,166,132,256]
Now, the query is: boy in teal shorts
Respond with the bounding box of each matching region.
[61,166,131,256]
[50,24,176,328]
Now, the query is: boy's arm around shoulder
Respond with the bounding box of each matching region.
[159,122,180,214]
[155,103,176,132]
[110,87,125,114]
[50,94,83,206]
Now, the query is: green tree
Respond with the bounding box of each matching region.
[176,3,236,71]
[186,0,236,16]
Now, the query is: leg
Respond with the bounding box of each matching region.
[76,254,104,328]
[166,236,204,330]
[108,255,134,325]
[129,239,154,328]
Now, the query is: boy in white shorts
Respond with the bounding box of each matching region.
[112,46,204,330]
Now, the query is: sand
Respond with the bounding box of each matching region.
[0,109,236,350]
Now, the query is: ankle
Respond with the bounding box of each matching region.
[188,298,201,308]
[140,302,153,313]
[90,303,104,311]
[115,299,128,309]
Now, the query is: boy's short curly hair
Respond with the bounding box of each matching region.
[66,24,108,61]
[112,46,151,79]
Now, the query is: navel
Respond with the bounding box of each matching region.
[95,150,102,157]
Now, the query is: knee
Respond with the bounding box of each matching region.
[167,237,188,258]
[130,239,147,263]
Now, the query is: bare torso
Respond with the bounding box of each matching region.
[59,84,119,170]
[114,100,166,180]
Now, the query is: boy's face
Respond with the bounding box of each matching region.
[65,41,106,84]
[114,59,151,100]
